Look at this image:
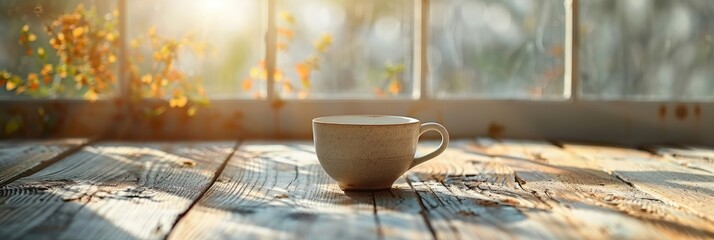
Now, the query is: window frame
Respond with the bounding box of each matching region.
[1,0,712,146]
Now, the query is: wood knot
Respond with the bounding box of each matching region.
[457,210,478,217]
[216,176,230,183]
[501,198,520,206]
[475,199,499,206]
[177,160,196,168]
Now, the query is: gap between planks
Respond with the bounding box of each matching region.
[0,140,239,240]
[165,140,242,240]
[0,139,92,187]
[470,138,714,239]
[168,141,437,240]
[405,178,439,240]
[554,141,714,224]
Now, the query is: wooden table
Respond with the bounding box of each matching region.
[1,139,713,239]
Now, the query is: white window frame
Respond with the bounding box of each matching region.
[1,0,712,145]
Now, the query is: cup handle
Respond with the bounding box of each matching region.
[410,122,449,169]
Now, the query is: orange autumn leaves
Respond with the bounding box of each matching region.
[2,4,119,100]
[374,62,405,97]
[242,60,267,99]
[288,34,332,98]
[2,4,409,111]
[2,3,208,117]
[242,11,333,99]
[240,11,406,98]
[19,24,37,56]
[128,26,209,116]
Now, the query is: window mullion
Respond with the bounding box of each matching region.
[565,0,579,101]
[118,0,129,102]
[266,0,278,100]
[416,0,429,100]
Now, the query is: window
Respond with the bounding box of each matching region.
[127,0,265,99]
[277,0,415,99]
[1,0,712,145]
[0,0,119,100]
[430,0,566,99]
[580,0,714,100]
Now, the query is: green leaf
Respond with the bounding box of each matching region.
[142,106,167,118]
[155,107,167,117]
[186,106,197,117]
[194,98,211,106]
[5,115,23,135]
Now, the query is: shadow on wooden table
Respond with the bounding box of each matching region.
[0,148,138,238]
[189,141,711,239]
[425,141,714,239]
[0,179,141,239]
[1,142,235,239]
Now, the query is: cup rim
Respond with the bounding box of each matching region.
[312,115,419,126]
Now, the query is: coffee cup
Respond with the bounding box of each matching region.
[312,115,449,190]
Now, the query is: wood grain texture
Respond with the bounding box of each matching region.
[169,141,434,240]
[407,141,599,239]
[2,139,713,240]
[0,141,236,240]
[0,139,87,186]
[372,177,434,240]
[649,145,714,160]
[472,139,714,239]
[647,145,714,174]
[409,139,714,239]
[561,142,714,225]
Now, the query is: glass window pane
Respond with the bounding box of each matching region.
[580,0,714,100]
[430,0,566,99]
[127,0,264,100]
[0,0,118,100]
[276,0,414,99]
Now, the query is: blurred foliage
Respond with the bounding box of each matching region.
[374,62,405,97]
[242,11,333,99]
[1,4,119,100]
[128,26,209,117]
[580,0,714,99]
[275,0,413,98]
[1,3,212,135]
[430,0,564,98]
[4,115,23,136]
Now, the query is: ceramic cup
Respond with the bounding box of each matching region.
[312,115,449,190]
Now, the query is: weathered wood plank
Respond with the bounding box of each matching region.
[0,141,236,240]
[169,141,388,240]
[0,139,87,186]
[409,139,714,239]
[170,142,436,240]
[647,145,714,174]
[4,139,710,240]
[649,145,714,160]
[562,142,714,224]
[407,141,601,239]
[473,139,714,239]
[372,177,434,240]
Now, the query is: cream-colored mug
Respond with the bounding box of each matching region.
[312,115,449,191]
